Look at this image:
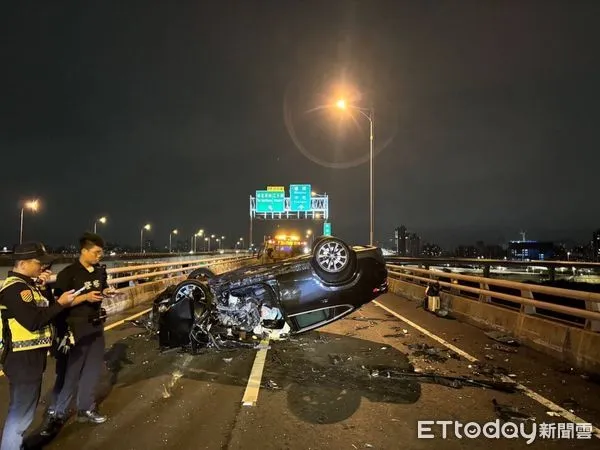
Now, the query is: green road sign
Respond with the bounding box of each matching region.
[256,190,285,213]
[290,184,311,211]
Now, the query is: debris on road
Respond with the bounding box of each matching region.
[560,398,578,412]
[485,331,520,346]
[223,358,232,363]
[492,343,518,353]
[492,399,534,422]
[328,354,343,365]
[263,379,281,390]
[364,365,518,393]
[469,363,509,378]
[407,343,461,363]
[390,327,409,335]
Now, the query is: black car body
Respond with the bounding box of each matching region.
[153,236,388,350]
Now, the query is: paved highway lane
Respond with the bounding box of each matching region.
[0,294,598,449]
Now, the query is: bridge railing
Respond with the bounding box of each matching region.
[0,254,255,287]
[105,254,255,286]
[387,263,600,332]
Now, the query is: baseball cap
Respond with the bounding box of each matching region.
[12,242,55,264]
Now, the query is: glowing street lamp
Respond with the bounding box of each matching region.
[20,199,39,244]
[94,216,107,234]
[170,229,178,253]
[140,223,151,252]
[335,97,375,246]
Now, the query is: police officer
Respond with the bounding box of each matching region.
[43,232,115,431]
[0,242,88,450]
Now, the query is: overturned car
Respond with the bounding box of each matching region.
[152,236,388,350]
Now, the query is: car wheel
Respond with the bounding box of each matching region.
[311,237,356,284]
[171,279,212,318]
[188,267,216,280]
[310,235,327,253]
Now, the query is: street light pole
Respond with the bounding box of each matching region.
[369,107,374,247]
[335,100,375,246]
[19,208,24,244]
[94,216,107,234]
[19,199,40,244]
[170,229,178,253]
[140,224,151,253]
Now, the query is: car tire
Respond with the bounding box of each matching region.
[310,235,328,253]
[310,237,356,284]
[188,267,216,280]
[171,279,212,318]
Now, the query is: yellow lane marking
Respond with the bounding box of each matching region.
[103,308,152,331]
[373,300,600,439]
[0,308,153,378]
[241,338,270,406]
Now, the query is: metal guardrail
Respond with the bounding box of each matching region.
[385,256,600,269]
[0,254,255,287]
[387,263,600,331]
[106,255,254,285]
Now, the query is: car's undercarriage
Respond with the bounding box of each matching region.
[152,277,291,352]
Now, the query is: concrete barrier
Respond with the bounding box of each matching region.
[103,258,257,316]
[387,277,600,376]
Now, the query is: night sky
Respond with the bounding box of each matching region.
[1,1,599,250]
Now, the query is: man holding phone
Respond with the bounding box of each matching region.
[41,232,116,433]
[0,242,96,450]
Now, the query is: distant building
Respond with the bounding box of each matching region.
[593,229,600,262]
[455,245,479,258]
[407,233,421,257]
[421,243,443,257]
[485,245,506,259]
[143,239,155,252]
[395,226,408,256]
[394,226,421,257]
[508,240,554,261]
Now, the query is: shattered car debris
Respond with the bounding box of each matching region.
[151,237,388,351]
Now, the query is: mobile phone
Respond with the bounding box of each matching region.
[73,286,87,296]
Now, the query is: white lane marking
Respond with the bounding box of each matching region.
[373,299,600,439]
[373,301,477,362]
[242,339,270,406]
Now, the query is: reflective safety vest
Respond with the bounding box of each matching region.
[0,276,53,353]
